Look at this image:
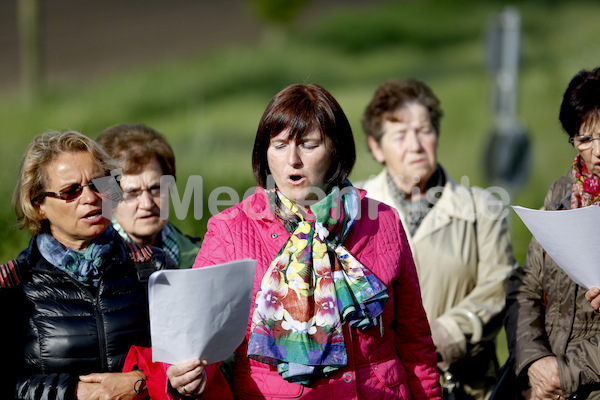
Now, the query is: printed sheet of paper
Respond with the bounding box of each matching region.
[512,205,600,289]
[148,258,257,365]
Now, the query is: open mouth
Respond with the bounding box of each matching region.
[289,175,303,182]
[83,210,103,219]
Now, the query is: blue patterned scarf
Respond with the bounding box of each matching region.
[37,225,116,287]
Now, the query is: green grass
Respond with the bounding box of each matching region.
[2,0,599,363]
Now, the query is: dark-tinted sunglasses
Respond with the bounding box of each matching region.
[39,181,101,203]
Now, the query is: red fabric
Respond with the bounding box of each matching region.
[571,153,600,208]
[123,346,169,400]
[123,345,232,400]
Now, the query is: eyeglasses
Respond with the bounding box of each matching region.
[121,185,162,201]
[39,181,101,203]
[569,135,600,150]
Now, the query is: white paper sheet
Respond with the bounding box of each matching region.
[512,205,600,289]
[148,258,257,365]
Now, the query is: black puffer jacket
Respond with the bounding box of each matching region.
[0,233,173,400]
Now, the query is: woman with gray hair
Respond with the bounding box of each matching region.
[0,130,174,400]
[357,78,517,399]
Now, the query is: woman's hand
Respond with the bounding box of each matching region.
[585,286,600,313]
[75,380,101,400]
[77,371,146,400]
[525,356,564,400]
[167,359,208,398]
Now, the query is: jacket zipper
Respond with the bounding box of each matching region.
[41,267,109,371]
[93,280,108,371]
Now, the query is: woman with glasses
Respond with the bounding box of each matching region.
[97,123,201,269]
[97,124,228,398]
[0,130,174,400]
[503,67,600,400]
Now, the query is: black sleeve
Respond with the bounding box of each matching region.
[0,287,78,400]
[0,286,24,399]
[15,373,78,400]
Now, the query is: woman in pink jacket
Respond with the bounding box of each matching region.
[167,83,441,399]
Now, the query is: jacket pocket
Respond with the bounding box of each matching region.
[243,368,304,398]
[370,357,407,388]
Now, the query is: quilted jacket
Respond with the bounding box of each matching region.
[193,187,442,399]
[0,233,172,400]
[505,171,600,398]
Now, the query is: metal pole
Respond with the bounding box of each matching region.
[483,6,530,190]
[496,6,521,134]
[17,0,43,100]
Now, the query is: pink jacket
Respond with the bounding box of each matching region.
[193,188,441,399]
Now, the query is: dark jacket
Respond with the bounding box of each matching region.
[504,171,600,399]
[0,234,173,400]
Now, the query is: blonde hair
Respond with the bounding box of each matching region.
[12,130,117,235]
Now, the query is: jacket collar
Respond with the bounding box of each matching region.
[433,171,477,222]
[547,170,574,211]
[20,233,132,273]
[247,186,277,223]
[248,185,368,223]
[372,165,476,222]
[410,169,476,242]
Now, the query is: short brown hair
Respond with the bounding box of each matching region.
[252,83,356,188]
[97,123,175,178]
[362,78,443,144]
[12,130,117,234]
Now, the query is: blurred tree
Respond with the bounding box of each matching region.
[249,0,313,46]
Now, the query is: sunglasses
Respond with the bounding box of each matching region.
[39,181,101,203]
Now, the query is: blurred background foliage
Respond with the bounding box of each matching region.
[1,1,598,361]
[250,0,313,25]
[1,0,598,364]
[2,0,598,262]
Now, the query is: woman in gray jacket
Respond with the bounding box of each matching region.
[357,78,517,399]
[504,67,600,400]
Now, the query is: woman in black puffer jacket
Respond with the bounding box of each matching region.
[0,130,174,400]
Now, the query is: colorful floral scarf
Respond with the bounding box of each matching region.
[571,153,600,209]
[37,225,115,287]
[247,183,389,385]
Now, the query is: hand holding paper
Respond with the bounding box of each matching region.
[148,258,257,365]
